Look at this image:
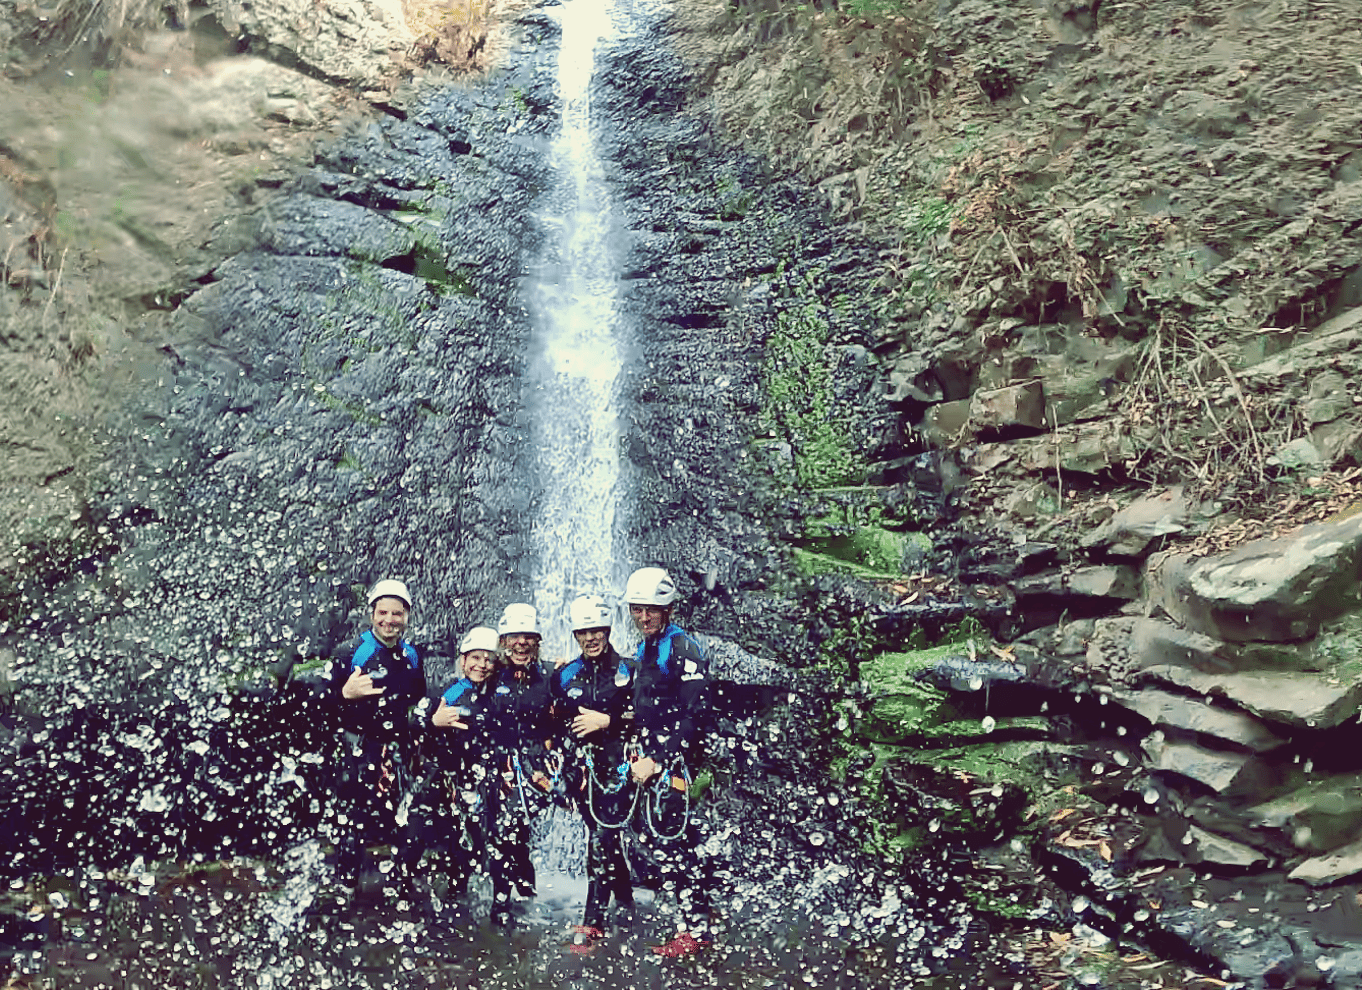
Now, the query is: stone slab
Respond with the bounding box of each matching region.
[1082,487,1191,557]
[1112,686,1286,751]
[1289,837,1362,885]
[1139,665,1362,730]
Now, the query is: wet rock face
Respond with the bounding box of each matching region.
[207,0,414,85]
[40,12,570,673]
[0,6,1007,980]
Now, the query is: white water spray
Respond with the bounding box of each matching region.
[525,0,632,660]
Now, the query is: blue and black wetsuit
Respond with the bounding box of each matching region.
[632,623,711,931]
[551,647,636,929]
[326,631,425,881]
[397,672,499,904]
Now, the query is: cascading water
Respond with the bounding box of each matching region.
[520,0,638,891]
[524,0,632,655]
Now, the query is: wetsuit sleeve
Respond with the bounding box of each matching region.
[423,681,476,773]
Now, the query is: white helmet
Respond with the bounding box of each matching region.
[497,603,540,637]
[570,594,612,631]
[624,567,677,606]
[367,579,411,609]
[459,625,499,655]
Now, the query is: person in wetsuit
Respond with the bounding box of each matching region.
[489,602,553,920]
[551,594,637,954]
[395,625,500,918]
[624,566,713,957]
[326,579,426,886]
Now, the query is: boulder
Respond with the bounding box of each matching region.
[1301,370,1352,425]
[1251,775,1362,853]
[1184,824,1270,869]
[1288,838,1362,886]
[1014,564,1140,601]
[1066,564,1141,599]
[969,381,1046,433]
[1143,734,1252,793]
[1094,616,1333,676]
[921,398,971,444]
[1018,419,1141,474]
[1147,513,1362,642]
[1311,417,1362,468]
[1081,487,1191,557]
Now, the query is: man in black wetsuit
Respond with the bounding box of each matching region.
[551,594,636,954]
[623,567,713,958]
[327,579,426,886]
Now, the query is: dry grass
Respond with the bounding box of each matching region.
[400,0,522,75]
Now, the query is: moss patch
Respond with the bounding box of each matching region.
[759,302,867,490]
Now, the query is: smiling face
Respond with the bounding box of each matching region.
[370,597,409,646]
[573,627,610,660]
[501,632,540,666]
[461,649,496,684]
[629,604,670,639]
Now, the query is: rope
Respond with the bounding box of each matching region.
[583,746,640,830]
[642,756,691,842]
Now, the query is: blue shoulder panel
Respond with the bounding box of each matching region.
[442,679,475,706]
[350,631,380,670]
[558,657,585,693]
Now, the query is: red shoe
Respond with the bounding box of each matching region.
[568,925,604,956]
[652,931,708,958]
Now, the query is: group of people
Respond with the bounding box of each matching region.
[324,567,712,957]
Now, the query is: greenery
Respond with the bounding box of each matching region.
[759,302,867,489]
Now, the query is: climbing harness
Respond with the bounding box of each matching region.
[642,756,692,842]
[538,747,566,797]
[582,745,641,830]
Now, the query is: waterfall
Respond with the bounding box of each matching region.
[525,0,631,659]
[522,0,632,881]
